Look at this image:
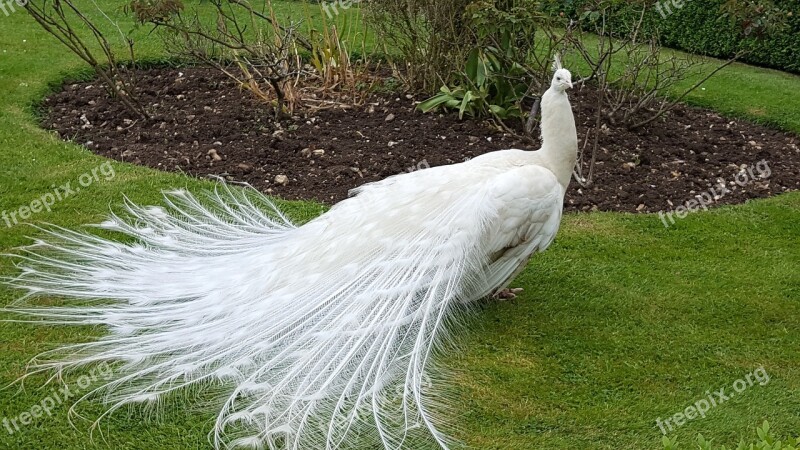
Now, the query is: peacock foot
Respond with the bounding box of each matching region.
[494,288,523,300]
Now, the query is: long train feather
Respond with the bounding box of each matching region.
[3,169,507,449]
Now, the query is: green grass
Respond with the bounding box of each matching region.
[673,59,800,132]
[1,2,799,449]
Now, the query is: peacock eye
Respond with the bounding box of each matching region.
[556,77,561,81]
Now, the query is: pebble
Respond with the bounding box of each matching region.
[274,174,289,185]
[207,149,222,161]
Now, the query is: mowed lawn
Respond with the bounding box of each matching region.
[0,2,799,449]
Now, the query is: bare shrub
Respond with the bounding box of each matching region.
[563,1,742,187]
[364,0,475,91]
[135,0,305,117]
[25,0,150,120]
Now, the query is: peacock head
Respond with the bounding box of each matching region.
[551,54,573,92]
[552,69,573,92]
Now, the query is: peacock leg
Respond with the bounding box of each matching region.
[491,251,534,300]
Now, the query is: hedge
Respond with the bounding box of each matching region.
[541,0,800,74]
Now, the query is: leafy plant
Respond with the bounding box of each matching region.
[418,47,528,120]
[418,85,478,120]
[418,0,541,123]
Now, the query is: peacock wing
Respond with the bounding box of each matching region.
[473,165,565,299]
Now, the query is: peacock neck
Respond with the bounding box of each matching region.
[538,87,578,189]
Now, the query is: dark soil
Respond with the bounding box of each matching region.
[40,67,800,213]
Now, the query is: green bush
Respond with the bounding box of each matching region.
[418,0,540,121]
[541,0,799,73]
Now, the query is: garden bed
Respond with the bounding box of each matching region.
[40,67,800,213]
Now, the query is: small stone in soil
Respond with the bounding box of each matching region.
[207,149,222,161]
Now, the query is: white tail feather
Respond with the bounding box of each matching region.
[3,174,503,449]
